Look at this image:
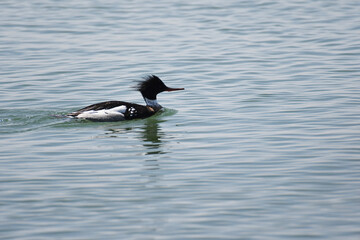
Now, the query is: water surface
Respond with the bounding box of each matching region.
[1,0,360,239]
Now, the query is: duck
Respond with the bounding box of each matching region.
[67,75,184,121]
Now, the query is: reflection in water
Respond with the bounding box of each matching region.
[95,115,173,234]
[141,118,165,155]
[105,117,166,156]
[105,117,166,187]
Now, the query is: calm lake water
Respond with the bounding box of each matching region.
[1,0,360,239]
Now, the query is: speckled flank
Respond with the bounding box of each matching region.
[128,107,137,118]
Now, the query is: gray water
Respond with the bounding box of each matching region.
[1,0,360,239]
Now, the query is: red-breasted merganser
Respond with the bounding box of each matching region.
[67,75,184,121]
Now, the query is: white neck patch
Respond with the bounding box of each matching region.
[144,97,162,110]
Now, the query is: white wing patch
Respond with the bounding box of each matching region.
[109,105,127,113]
[76,105,127,121]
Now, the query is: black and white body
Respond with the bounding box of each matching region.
[67,75,184,121]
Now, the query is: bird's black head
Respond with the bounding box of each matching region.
[136,75,184,100]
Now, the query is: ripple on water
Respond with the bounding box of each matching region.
[1,0,360,239]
